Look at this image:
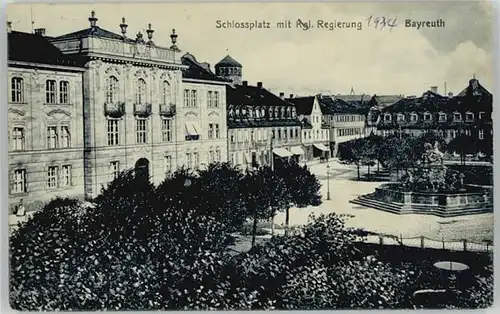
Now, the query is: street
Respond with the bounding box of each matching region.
[273,161,494,243]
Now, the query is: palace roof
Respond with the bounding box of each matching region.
[181,53,228,82]
[8,31,82,67]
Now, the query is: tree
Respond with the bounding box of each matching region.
[191,163,247,232]
[338,136,381,180]
[242,166,288,247]
[447,134,476,165]
[275,161,322,235]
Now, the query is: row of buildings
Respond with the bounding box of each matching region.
[7,12,493,211]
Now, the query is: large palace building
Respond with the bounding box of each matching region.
[7,12,229,211]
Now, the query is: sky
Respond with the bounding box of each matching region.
[6,1,494,97]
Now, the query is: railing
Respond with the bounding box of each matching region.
[133,103,152,117]
[361,233,493,253]
[104,102,125,118]
[159,104,176,116]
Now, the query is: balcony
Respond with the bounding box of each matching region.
[104,102,125,118]
[134,103,152,117]
[159,103,176,117]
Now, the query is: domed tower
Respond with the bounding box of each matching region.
[215,54,242,86]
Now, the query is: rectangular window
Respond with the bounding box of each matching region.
[60,126,71,148]
[214,91,219,107]
[453,113,462,121]
[193,152,199,168]
[479,112,485,120]
[110,161,120,180]
[164,156,172,174]
[231,134,235,143]
[231,153,235,165]
[162,119,172,142]
[215,124,220,139]
[46,80,56,104]
[107,120,119,146]
[216,150,221,162]
[479,130,484,140]
[60,165,72,187]
[184,89,190,107]
[278,129,282,139]
[136,119,147,144]
[191,90,197,107]
[208,123,214,139]
[47,166,58,188]
[59,81,69,104]
[11,77,24,103]
[209,151,214,163]
[12,169,26,194]
[12,127,25,151]
[186,153,192,168]
[424,114,432,121]
[465,113,474,121]
[439,113,447,122]
[207,91,213,107]
[47,126,58,149]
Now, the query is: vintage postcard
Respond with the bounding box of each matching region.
[6,1,493,311]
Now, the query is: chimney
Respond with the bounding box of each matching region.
[289,94,294,98]
[257,82,263,89]
[34,28,46,36]
[7,21,12,33]
[242,81,248,86]
[430,86,438,94]
[279,92,285,99]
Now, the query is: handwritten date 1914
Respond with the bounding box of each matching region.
[367,15,398,30]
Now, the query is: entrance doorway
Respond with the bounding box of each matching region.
[134,158,150,179]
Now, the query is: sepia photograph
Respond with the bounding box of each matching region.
[5,1,494,311]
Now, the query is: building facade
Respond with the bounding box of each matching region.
[48,11,228,200]
[8,29,86,212]
[180,53,229,169]
[226,81,303,169]
[376,80,493,151]
[318,95,367,156]
[287,95,330,161]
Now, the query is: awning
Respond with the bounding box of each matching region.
[273,148,294,158]
[185,121,200,136]
[290,146,305,155]
[313,143,329,152]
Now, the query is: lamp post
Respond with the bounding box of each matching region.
[326,162,331,200]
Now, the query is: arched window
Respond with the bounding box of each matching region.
[269,107,273,118]
[274,107,279,119]
[160,80,170,105]
[11,77,24,103]
[135,78,147,104]
[106,76,119,103]
[261,108,266,117]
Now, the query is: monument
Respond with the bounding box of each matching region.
[350,142,493,217]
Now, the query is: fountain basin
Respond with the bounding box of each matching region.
[350,183,493,217]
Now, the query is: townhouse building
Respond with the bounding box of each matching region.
[376,80,492,149]
[317,95,367,156]
[180,53,229,170]
[8,28,86,212]
[287,95,330,161]
[225,81,303,169]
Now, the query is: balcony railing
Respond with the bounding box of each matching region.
[159,103,176,117]
[104,102,125,118]
[134,103,152,117]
